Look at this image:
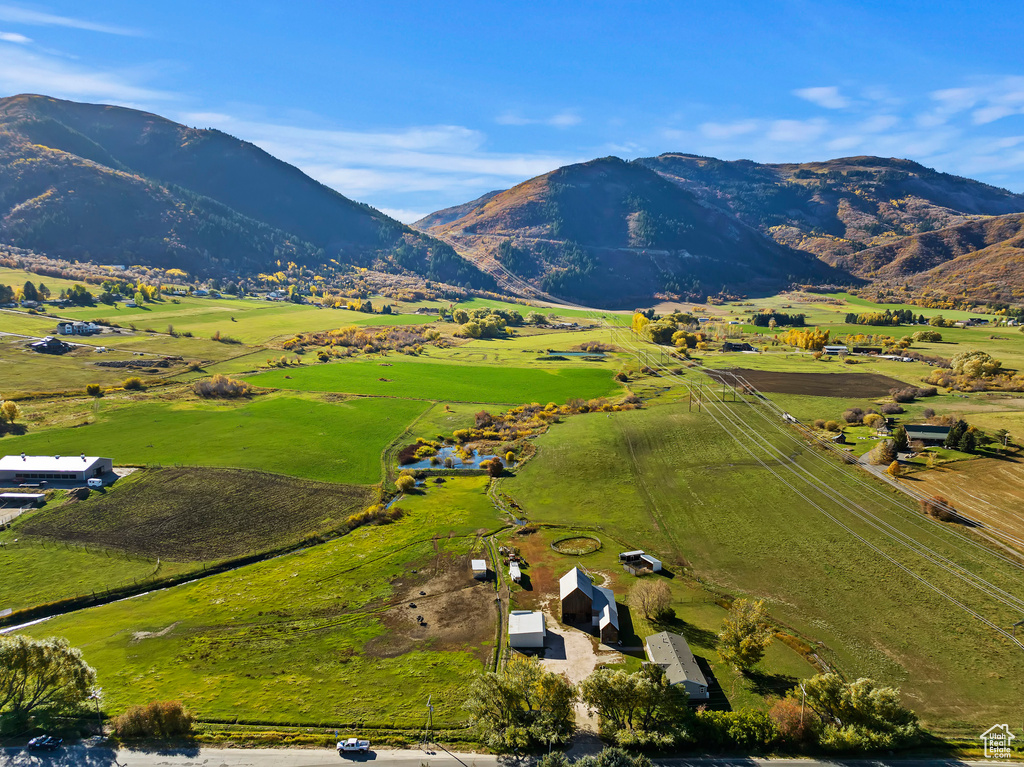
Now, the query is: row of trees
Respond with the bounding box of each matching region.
[843,309,919,326]
[466,652,919,753]
[752,311,806,327]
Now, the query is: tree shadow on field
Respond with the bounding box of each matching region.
[743,668,799,697]
[653,614,719,650]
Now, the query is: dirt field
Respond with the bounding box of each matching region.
[370,552,497,662]
[706,368,910,397]
[913,456,1024,544]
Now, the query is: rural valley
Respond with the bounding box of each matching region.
[2,4,1024,764]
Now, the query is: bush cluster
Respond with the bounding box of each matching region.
[112,700,192,739]
[192,374,252,398]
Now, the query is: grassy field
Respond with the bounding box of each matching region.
[20,467,374,561]
[0,393,427,484]
[500,398,1024,734]
[16,476,504,727]
[0,532,190,614]
[247,356,619,404]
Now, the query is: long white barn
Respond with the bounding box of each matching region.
[0,454,113,483]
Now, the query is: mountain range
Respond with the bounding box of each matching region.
[3,94,1024,306]
[0,94,493,288]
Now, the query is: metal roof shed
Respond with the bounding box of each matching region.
[509,610,545,649]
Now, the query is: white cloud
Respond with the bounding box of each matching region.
[0,4,140,36]
[860,114,899,133]
[496,110,581,128]
[378,207,430,224]
[0,30,29,43]
[766,118,827,142]
[0,44,174,102]
[700,120,758,139]
[176,112,577,206]
[793,86,850,109]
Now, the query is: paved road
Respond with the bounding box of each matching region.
[0,746,1017,767]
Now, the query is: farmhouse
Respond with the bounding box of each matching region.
[905,424,950,445]
[57,321,100,336]
[822,345,848,355]
[30,336,72,354]
[508,610,546,649]
[619,550,663,574]
[509,561,522,583]
[0,454,113,483]
[471,559,488,580]
[559,566,620,644]
[644,631,709,701]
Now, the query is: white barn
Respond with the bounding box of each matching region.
[0,454,112,483]
[509,610,545,649]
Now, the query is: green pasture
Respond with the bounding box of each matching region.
[500,399,1024,734]
[17,476,502,726]
[0,393,427,484]
[246,356,619,404]
[0,530,188,614]
[0,267,85,294]
[0,337,197,395]
[0,309,60,337]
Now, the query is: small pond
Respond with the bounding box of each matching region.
[545,350,606,357]
[401,445,498,471]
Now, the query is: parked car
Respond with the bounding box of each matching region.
[27,735,63,751]
[337,737,370,754]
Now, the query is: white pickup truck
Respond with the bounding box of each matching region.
[337,738,371,754]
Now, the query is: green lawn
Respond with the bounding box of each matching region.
[500,399,1024,734]
[0,393,428,484]
[16,476,503,727]
[246,356,619,404]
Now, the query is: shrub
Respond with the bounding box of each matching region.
[813,419,826,429]
[614,372,629,382]
[123,377,144,390]
[922,407,935,418]
[85,383,102,397]
[890,387,919,403]
[843,407,864,423]
[887,461,902,477]
[769,697,815,746]
[921,495,958,521]
[112,700,193,739]
[395,474,416,493]
[863,413,884,428]
[192,374,251,398]
[824,420,841,432]
[880,403,903,415]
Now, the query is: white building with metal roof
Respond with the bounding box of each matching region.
[509,610,545,649]
[0,454,112,483]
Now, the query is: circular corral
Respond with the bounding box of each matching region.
[550,534,602,556]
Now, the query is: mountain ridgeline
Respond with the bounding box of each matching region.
[2,94,1024,306]
[0,94,493,287]
[418,154,1024,305]
[417,157,847,306]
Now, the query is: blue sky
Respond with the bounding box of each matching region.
[1,1,1023,221]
